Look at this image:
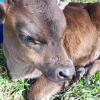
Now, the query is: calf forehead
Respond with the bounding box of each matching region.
[22,0,66,38]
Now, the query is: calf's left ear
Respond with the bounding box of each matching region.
[0,4,5,23]
[7,0,23,7]
[0,0,23,23]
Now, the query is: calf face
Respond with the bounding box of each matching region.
[0,0,75,82]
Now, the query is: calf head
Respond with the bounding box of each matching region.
[0,0,75,83]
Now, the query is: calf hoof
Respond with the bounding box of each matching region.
[86,76,93,85]
[77,67,86,79]
[64,67,86,90]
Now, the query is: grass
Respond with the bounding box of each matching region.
[0,0,100,100]
[52,73,100,100]
[0,47,30,100]
[0,48,100,100]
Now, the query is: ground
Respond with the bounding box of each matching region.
[0,0,100,100]
[0,45,100,100]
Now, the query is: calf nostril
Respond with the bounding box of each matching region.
[57,67,75,81]
[58,71,69,80]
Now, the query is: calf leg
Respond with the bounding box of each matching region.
[73,59,100,85]
[86,59,100,84]
[27,75,63,100]
[76,59,100,84]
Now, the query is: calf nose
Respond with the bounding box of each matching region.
[57,67,75,81]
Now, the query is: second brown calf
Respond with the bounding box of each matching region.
[64,2,100,83]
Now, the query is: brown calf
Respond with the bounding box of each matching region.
[1,0,75,81]
[0,0,76,100]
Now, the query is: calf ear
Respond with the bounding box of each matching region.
[0,4,5,23]
[0,0,24,23]
[7,0,23,7]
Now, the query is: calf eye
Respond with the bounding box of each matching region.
[19,34,47,52]
[19,34,34,43]
[19,34,40,44]
[19,34,47,45]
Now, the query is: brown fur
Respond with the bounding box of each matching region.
[27,75,63,100]
[64,2,100,81]
[64,4,98,66]
[68,2,86,8]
